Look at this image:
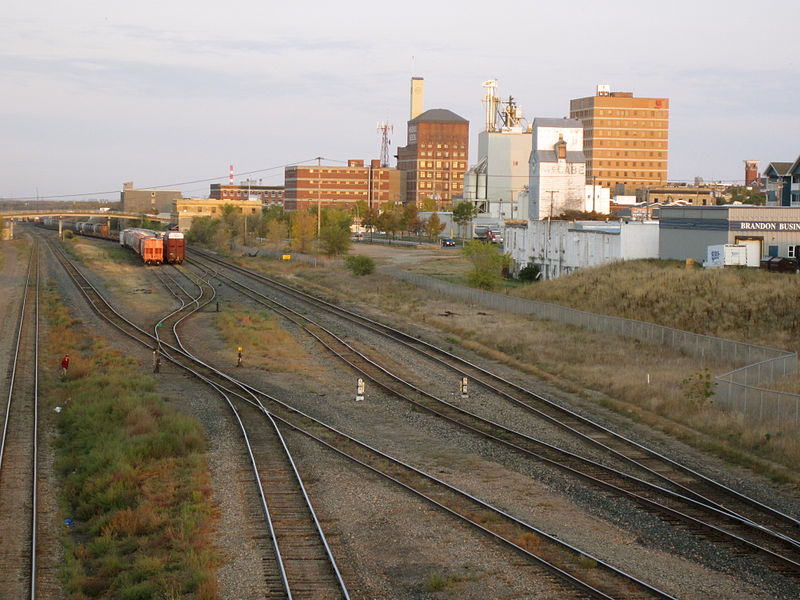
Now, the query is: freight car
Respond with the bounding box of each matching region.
[160,231,185,264]
[36,218,111,239]
[120,228,164,265]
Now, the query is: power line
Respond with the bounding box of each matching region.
[2,157,333,201]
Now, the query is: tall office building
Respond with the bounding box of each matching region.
[396,77,469,208]
[569,84,669,195]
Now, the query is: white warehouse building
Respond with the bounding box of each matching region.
[505,220,660,280]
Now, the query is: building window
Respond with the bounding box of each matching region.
[789,246,797,258]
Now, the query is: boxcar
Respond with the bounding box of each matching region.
[162,231,185,264]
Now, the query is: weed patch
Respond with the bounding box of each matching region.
[213,307,311,372]
[43,286,221,598]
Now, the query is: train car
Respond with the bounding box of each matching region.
[161,231,185,264]
[120,228,163,265]
[91,223,110,236]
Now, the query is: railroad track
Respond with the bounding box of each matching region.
[156,265,351,599]
[44,227,680,597]
[0,242,40,599]
[186,248,800,580]
[45,239,350,600]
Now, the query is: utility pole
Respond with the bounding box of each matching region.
[592,175,597,213]
[316,156,323,236]
[544,190,558,280]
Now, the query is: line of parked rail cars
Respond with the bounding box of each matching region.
[37,217,110,237]
[119,228,185,265]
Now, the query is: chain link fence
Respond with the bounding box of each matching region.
[232,243,330,267]
[383,268,799,426]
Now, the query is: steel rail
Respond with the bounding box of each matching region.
[30,244,40,600]
[46,239,349,599]
[0,246,35,470]
[0,242,40,599]
[153,265,298,598]
[43,235,676,598]
[187,254,800,576]
[166,262,680,599]
[189,248,800,539]
[163,266,352,600]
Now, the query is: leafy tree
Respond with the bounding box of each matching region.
[186,216,217,245]
[291,211,316,253]
[361,206,379,238]
[261,205,287,238]
[376,209,400,238]
[401,203,424,236]
[220,203,244,247]
[424,213,446,239]
[452,201,478,238]
[724,186,766,206]
[266,219,288,251]
[319,224,351,256]
[353,200,368,223]
[345,254,375,276]
[462,240,504,290]
[322,207,353,231]
[262,204,286,222]
[421,197,438,211]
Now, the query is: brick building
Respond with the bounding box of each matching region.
[570,84,669,195]
[210,181,284,206]
[173,197,261,232]
[396,108,469,208]
[283,160,403,212]
[636,184,715,206]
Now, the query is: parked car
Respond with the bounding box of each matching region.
[441,238,456,247]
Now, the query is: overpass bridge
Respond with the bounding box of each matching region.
[0,210,172,238]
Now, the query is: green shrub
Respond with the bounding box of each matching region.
[518,264,540,282]
[682,368,716,409]
[345,254,375,276]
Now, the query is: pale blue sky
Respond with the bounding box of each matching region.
[2,0,798,200]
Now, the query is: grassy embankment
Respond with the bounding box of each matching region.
[43,283,221,599]
[260,253,800,483]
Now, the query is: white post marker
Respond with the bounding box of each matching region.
[459,377,468,399]
[356,378,365,401]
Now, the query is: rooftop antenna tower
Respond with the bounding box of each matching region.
[377,121,393,167]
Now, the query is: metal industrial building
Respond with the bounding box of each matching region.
[659,205,800,263]
[463,81,531,221]
[505,219,659,279]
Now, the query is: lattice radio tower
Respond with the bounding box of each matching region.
[377,121,393,167]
